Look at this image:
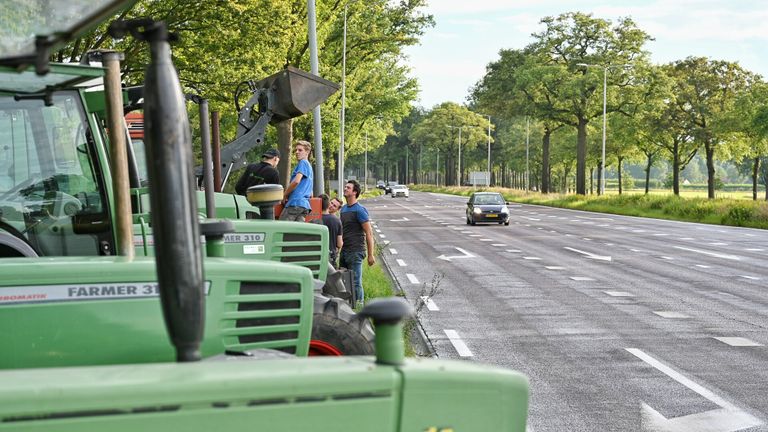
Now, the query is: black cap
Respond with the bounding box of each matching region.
[262,148,281,158]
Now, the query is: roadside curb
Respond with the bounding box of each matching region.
[376,234,437,359]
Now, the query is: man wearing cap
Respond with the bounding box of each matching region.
[234,148,281,195]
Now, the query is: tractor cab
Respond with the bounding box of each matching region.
[0,65,113,257]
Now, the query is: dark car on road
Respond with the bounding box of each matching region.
[376,180,386,190]
[384,181,398,194]
[466,192,510,225]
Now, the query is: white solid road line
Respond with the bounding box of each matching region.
[444,329,473,357]
[627,348,735,407]
[406,274,419,284]
[627,348,762,431]
[420,296,439,311]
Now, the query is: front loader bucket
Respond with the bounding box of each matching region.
[255,66,339,124]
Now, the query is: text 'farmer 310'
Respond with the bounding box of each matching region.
[0,1,529,431]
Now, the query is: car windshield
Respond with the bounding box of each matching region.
[473,194,503,205]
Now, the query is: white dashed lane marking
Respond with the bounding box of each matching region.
[713,337,763,347]
[420,296,439,311]
[396,259,407,267]
[444,330,473,357]
[653,311,690,318]
[406,273,419,284]
[389,248,398,255]
[604,291,634,297]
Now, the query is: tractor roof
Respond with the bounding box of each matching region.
[0,63,105,94]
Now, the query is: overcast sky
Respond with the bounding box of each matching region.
[403,0,768,109]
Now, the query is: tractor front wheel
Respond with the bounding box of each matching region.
[310,294,375,356]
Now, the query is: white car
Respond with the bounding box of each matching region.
[390,184,409,198]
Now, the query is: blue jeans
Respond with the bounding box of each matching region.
[340,250,365,303]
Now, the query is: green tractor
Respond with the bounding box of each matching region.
[0,2,529,430]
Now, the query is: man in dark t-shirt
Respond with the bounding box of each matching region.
[319,194,342,267]
[234,148,281,195]
[339,180,375,307]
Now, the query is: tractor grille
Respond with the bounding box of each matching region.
[220,281,304,354]
[274,233,323,278]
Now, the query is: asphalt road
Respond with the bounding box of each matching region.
[366,190,768,432]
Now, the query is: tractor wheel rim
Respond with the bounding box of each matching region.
[309,340,343,356]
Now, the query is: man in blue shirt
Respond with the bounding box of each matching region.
[280,140,313,222]
[339,179,376,306]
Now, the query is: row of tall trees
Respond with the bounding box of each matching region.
[60,0,434,189]
[371,12,768,200]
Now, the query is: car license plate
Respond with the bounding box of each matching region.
[486,214,497,218]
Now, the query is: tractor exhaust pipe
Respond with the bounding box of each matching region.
[110,19,205,362]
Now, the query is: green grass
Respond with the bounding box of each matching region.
[360,258,419,357]
[361,257,395,301]
[410,184,768,229]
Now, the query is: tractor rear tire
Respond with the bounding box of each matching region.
[310,294,375,356]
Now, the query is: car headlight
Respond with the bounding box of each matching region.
[501,206,509,214]
[473,207,481,214]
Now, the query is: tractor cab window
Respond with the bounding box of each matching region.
[0,91,111,257]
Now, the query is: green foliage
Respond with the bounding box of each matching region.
[620,175,636,191]
[58,0,434,178]
[723,204,754,226]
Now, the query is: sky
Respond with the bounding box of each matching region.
[403,0,768,109]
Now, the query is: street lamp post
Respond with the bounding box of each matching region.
[477,114,492,187]
[338,4,348,195]
[307,0,324,195]
[525,117,530,191]
[446,125,463,186]
[576,62,632,195]
[364,129,368,192]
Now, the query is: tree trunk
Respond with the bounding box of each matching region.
[576,117,588,195]
[542,127,551,194]
[672,144,680,196]
[705,142,716,199]
[596,160,603,195]
[617,156,623,195]
[276,119,293,188]
[589,167,594,195]
[644,153,653,194]
[752,157,759,201]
